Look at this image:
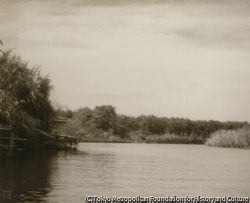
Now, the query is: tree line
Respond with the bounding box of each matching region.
[56,105,248,142]
[1,50,248,147]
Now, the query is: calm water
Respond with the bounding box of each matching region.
[0,143,250,202]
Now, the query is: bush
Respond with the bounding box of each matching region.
[205,126,250,148]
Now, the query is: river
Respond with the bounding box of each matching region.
[0,143,250,202]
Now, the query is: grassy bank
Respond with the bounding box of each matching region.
[81,134,133,143]
[144,133,203,144]
[80,132,204,144]
[205,126,250,149]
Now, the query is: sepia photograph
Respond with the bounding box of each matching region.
[0,0,250,202]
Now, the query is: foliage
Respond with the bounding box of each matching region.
[91,105,117,131]
[205,126,250,148]
[113,115,131,138]
[140,115,166,135]
[55,107,73,118]
[55,104,248,144]
[0,51,54,141]
[74,107,93,125]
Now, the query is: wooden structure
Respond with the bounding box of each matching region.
[36,118,78,149]
[35,130,78,149]
[52,117,69,124]
[0,125,27,160]
[0,118,78,159]
[51,118,78,148]
[52,133,78,147]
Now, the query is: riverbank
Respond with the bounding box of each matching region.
[80,133,204,144]
[81,128,250,149]
[54,105,249,148]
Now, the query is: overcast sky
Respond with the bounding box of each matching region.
[1,0,250,122]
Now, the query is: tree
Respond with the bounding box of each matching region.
[141,115,166,135]
[113,115,131,138]
[0,51,54,142]
[74,107,93,125]
[92,105,117,131]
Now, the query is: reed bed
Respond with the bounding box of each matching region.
[205,126,250,148]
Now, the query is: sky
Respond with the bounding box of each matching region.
[0,0,250,122]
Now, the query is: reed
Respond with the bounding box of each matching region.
[205,126,250,148]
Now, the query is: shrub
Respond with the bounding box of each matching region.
[205,126,250,148]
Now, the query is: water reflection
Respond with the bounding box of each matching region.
[0,151,59,202]
[0,143,250,202]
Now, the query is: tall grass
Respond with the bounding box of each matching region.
[145,133,203,144]
[205,126,250,148]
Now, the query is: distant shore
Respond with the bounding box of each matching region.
[80,129,250,149]
[54,106,250,150]
[80,133,204,144]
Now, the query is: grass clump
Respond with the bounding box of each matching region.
[205,126,250,149]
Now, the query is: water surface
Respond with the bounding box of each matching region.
[0,143,249,202]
